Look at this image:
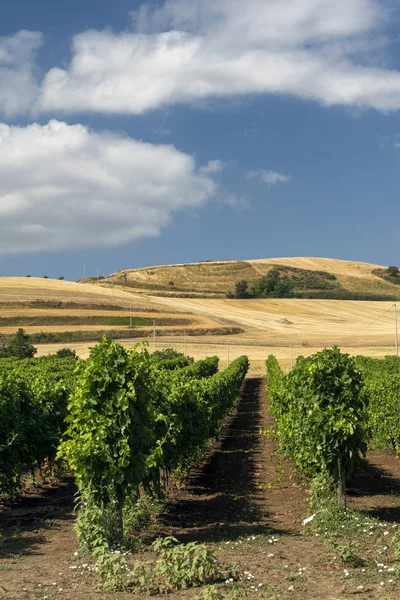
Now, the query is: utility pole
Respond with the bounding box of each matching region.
[290,342,293,370]
[394,304,399,357]
[153,320,156,348]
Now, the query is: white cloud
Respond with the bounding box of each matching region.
[246,170,291,185]
[222,194,250,210]
[34,0,400,115]
[199,159,227,174]
[0,30,42,118]
[0,120,216,253]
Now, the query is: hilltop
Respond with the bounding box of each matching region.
[94,257,400,301]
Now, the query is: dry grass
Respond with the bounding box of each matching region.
[29,293,400,373]
[2,270,400,373]
[0,277,167,310]
[136,296,399,346]
[99,256,400,298]
[251,256,384,276]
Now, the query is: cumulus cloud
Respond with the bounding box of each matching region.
[35,0,400,115]
[246,170,291,185]
[0,30,42,118]
[0,120,216,253]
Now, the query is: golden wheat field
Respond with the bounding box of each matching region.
[1,261,399,373]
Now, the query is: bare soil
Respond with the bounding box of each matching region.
[1,379,400,599]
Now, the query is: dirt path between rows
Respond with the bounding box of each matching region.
[1,378,400,599]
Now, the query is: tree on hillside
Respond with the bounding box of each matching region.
[235,280,250,298]
[228,269,294,299]
[387,266,399,278]
[249,269,293,298]
[0,328,37,359]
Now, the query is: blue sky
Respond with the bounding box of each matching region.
[1,0,400,280]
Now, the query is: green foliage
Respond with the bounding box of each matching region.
[228,266,343,299]
[54,348,78,359]
[235,280,250,298]
[151,347,193,370]
[387,265,400,278]
[194,585,224,600]
[229,271,294,299]
[58,338,155,549]
[249,269,294,298]
[355,355,400,452]
[130,536,220,594]
[93,546,129,591]
[152,536,219,590]
[0,355,81,496]
[183,356,219,378]
[58,338,248,551]
[0,328,37,359]
[0,315,156,327]
[266,349,367,503]
[228,266,396,300]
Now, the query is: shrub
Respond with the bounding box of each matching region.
[55,348,78,359]
[0,328,37,359]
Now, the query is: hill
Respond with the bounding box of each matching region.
[0,269,399,372]
[96,257,400,300]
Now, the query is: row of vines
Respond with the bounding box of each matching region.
[58,339,248,551]
[0,355,82,496]
[0,340,248,555]
[266,348,400,508]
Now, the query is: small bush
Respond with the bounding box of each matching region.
[55,348,78,359]
[130,536,220,594]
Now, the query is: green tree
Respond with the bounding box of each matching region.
[235,280,249,298]
[273,276,294,298]
[387,265,399,278]
[2,329,37,359]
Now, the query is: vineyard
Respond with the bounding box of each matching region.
[1,343,400,598]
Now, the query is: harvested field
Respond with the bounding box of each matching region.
[1,273,399,371]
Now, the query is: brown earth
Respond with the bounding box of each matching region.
[1,379,400,599]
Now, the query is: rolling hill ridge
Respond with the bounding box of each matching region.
[94,257,400,301]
